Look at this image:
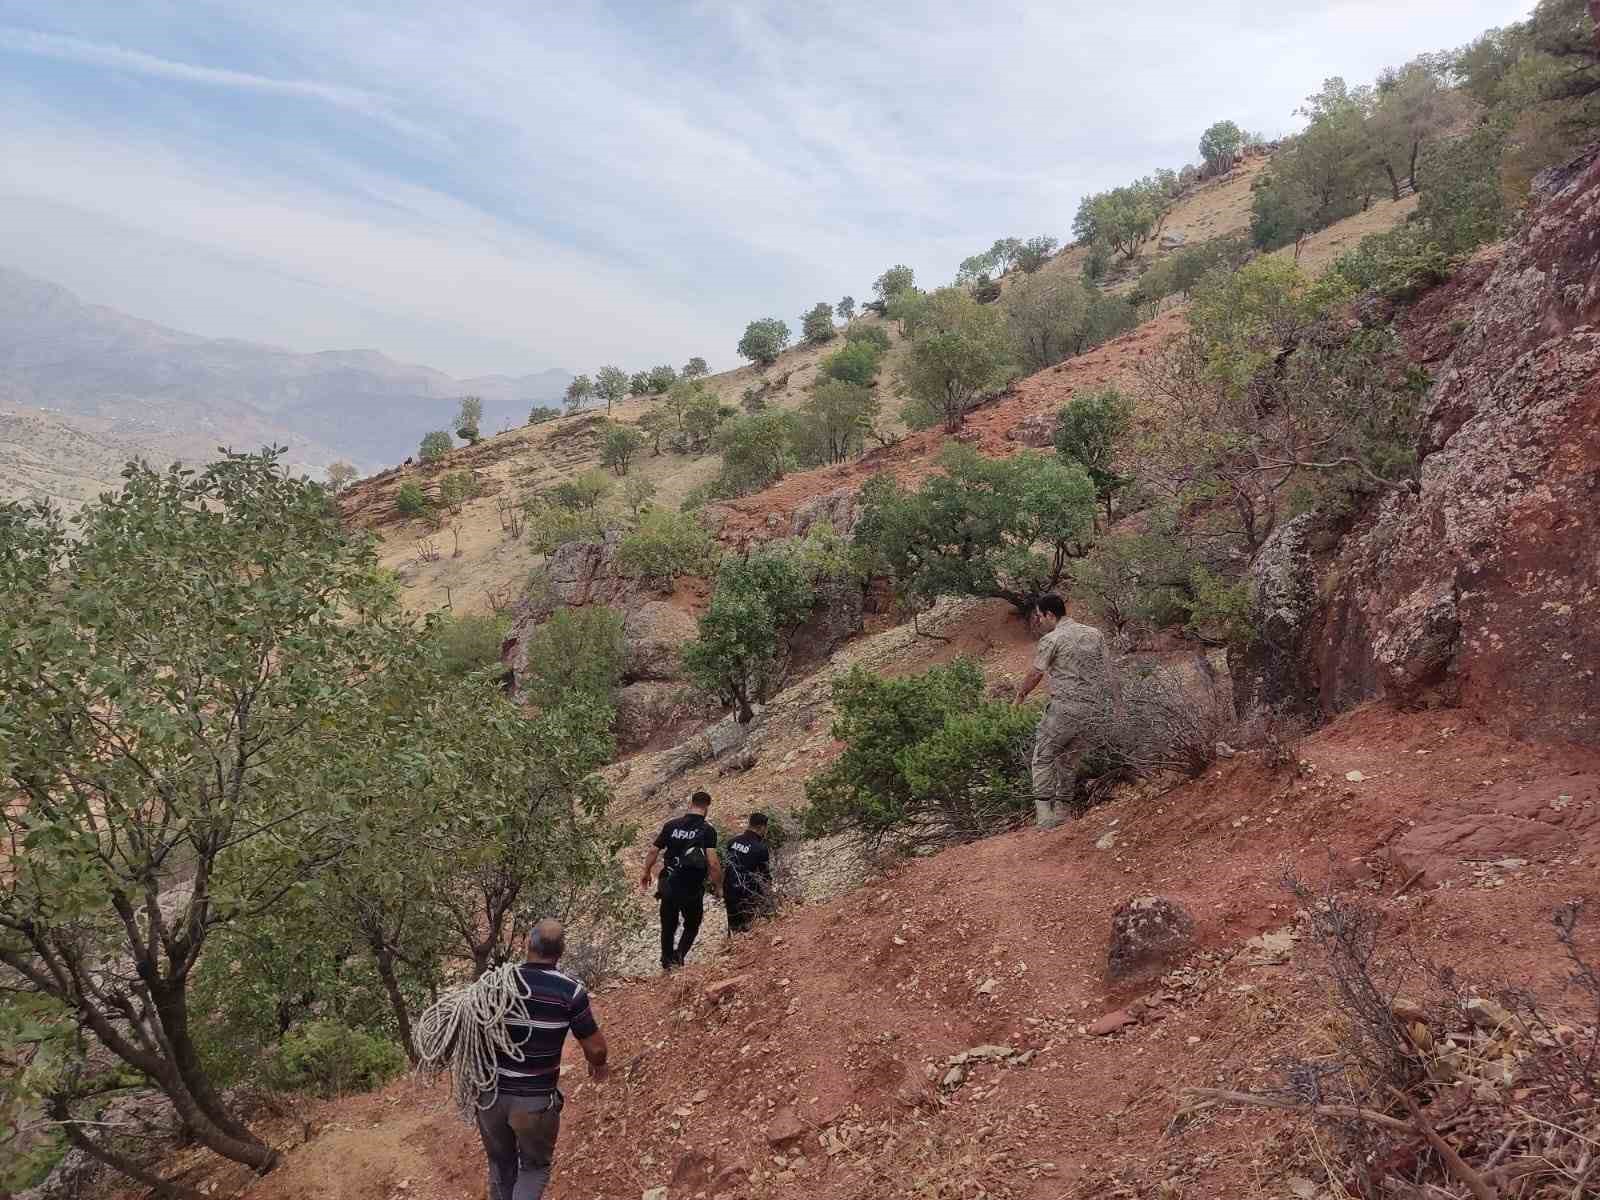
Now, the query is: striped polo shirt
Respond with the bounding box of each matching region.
[492,963,599,1097]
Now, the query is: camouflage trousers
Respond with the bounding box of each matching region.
[1031,701,1091,829]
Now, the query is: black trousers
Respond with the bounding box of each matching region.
[724,884,758,933]
[659,886,704,967]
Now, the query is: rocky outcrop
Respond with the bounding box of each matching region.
[623,601,696,682]
[1107,895,1195,980]
[1232,513,1319,727]
[614,681,718,753]
[1315,144,1600,743]
[790,486,859,538]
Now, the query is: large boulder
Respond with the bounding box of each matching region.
[614,682,718,753]
[1107,895,1195,980]
[1316,143,1600,742]
[1231,513,1319,730]
[623,601,696,682]
[790,486,859,538]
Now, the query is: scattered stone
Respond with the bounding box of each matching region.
[1088,1009,1135,1037]
[643,1189,668,1200]
[1465,997,1516,1033]
[1243,927,1299,966]
[1345,770,1366,782]
[704,974,752,1005]
[976,977,999,996]
[941,1065,968,1089]
[764,1107,808,1148]
[1095,831,1118,851]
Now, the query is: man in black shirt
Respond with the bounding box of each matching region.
[639,790,722,971]
[723,812,773,933]
[476,918,608,1200]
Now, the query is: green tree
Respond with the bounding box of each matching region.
[327,460,358,491]
[853,445,1097,612]
[956,248,1000,284]
[1368,60,1473,200]
[419,429,453,461]
[434,611,510,677]
[528,404,561,424]
[564,374,595,412]
[1198,119,1245,174]
[801,301,837,345]
[819,338,884,386]
[682,356,710,379]
[895,288,1015,432]
[594,365,630,414]
[1014,235,1059,273]
[600,423,647,476]
[1004,272,1094,371]
[683,389,733,452]
[454,395,484,442]
[800,660,1038,850]
[550,468,614,512]
[872,264,916,301]
[836,295,855,321]
[1053,388,1135,526]
[737,317,792,367]
[521,607,626,712]
[683,548,816,722]
[628,370,651,396]
[886,287,931,337]
[0,452,412,1179]
[989,237,1024,274]
[1072,178,1173,259]
[647,364,678,394]
[623,474,657,517]
[712,409,795,496]
[796,379,878,465]
[638,407,673,455]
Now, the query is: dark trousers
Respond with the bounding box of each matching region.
[476,1089,562,1200]
[659,885,704,967]
[724,884,758,933]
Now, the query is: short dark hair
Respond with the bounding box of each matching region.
[749,812,769,828]
[690,790,712,809]
[1035,594,1066,619]
[528,918,565,960]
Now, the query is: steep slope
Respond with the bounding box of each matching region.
[154,704,1600,1200]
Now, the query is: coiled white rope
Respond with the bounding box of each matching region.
[414,963,533,1123]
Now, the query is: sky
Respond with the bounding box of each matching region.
[0,0,1533,378]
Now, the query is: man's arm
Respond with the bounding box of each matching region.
[706,847,723,896]
[639,846,660,892]
[1014,666,1045,703]
[578,1030,609,1082]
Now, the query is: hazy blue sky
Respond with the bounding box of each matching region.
[0,1,1530,376]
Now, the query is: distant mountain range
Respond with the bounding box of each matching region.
[0,266,573,485]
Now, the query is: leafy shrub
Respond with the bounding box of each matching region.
[793,380,877,467]
[1071,529,1194,637]
[800,659,1038,850]
[522,607,625,709]
[438,470,479,512]
[550,469,614,512]
[528,405,561,424]
[622,474,657,517]
[617,510,717,586]
[895,288,1015,431]
[395,482,430,518]
[418,430,452,461]
[265,1021,406,1098]
[845,324,891,352]
[647,365,678,394]
[524,500,608,554]
[872,264,915,300]
[819,339,883,386]
[1014,234,1059,273]
[1082,238,1113,283]
[1185,565,1254,646]
[1053,388,1134,524]
[1330,225,1457,302]
[454,396,484,443]
[682,356,709,380]
[432,611,510,678]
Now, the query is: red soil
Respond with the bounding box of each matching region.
[214,704,1600,1200]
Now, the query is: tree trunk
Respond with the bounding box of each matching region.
[1407,139,1421,192]
[148,978,259,1150]
[372,944,418,1065]
[49,1097,210,1200]
[1383,162,1402,203]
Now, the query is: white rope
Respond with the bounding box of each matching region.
[414,963,533,1123]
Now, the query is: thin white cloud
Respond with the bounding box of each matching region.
[0,0,1538,377]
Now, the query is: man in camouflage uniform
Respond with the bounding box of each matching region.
[1015,594,1121,829]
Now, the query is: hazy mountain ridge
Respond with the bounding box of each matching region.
[0,266,573,480]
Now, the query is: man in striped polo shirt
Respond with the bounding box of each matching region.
[477,918,608,1200]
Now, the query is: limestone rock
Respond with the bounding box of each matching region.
[1107,896,1196,980]
[765,1107,808,1148]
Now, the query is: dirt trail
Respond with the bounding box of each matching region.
[217,705,1600,1200]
